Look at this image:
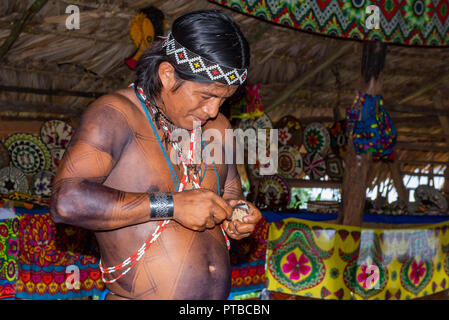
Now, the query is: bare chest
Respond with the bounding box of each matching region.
[103,131,227,195]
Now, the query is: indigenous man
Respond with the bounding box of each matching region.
[50,10,262,300]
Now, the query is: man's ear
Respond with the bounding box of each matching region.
[158,62,176,90]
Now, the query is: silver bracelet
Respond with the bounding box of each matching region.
[149,192,174,219]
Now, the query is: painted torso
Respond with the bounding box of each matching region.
[96,89,231,299]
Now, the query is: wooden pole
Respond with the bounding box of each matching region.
[433,93,449,198]
[339,41,387,226]
[388,161,408,202]
[339,139,372,226]
[0,0,49,60]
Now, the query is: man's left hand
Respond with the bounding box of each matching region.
[222,199,262,240]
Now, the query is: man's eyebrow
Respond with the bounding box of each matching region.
[197,91,232,98]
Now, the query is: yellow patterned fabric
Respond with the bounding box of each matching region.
[266,218,449,300]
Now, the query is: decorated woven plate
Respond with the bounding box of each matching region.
[278,145,303,179]
[330,120,348,155]
[325,154,344,180]
[49,148,66,174]
[5,134,51,175]
[247,158,275,177]
[303,122,330,155]
[252,113,273,130]
[0,141,9,168]
[303,152,326,180]
[31,170,55,198]
[237,118,256,151]
[275,115,302,150]
[0,166,29,194]
[258,175,290,209]
[238,117,254,131]
[40,120,74,150]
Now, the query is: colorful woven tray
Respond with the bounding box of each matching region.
[258,174,291,209]
[31,170,55,198]
[303,122,330,155]
[276,115,303,150]
[40,120,74,150]
[0,166,29,195]
[325,154,344,180]
[304,152,326,180]
[49,148,65,174]
[4,134,50,175]
[278,145,303,179]
[330,120,348,155]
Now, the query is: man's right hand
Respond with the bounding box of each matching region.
[172,189,233,231]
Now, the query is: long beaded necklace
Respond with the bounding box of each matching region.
[99,85,230,284]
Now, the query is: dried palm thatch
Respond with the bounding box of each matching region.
[0,0,448,192]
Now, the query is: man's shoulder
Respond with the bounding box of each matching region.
[86,88,141,123]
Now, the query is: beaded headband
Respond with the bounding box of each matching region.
[162,32,248,86]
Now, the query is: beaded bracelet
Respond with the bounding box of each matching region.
[149,192,174,220]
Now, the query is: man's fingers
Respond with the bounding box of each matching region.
[224,220,237,235]
[212,207,227,224]
[205,216,216,229]
[223,220,244,240]
[227,199,246,208]
[233,220,255,234]
[211,193,233,219]
[242,213,260,224]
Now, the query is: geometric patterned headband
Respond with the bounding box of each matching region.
[162,32,248,86]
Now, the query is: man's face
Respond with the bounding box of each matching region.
[158,63,239,130]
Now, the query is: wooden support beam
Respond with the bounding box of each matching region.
[397,132,449,139]
[0,21,132,45]
[0,0,49,60]
[0,85,105,98]
[285,179,341,189]
[340,139,372,226]
[264,42,354,113]
[395,142,449,152]
[399,160,448,166]
[386,103,449,117]
[252,177,341,189]
[398,73,449,104]
[0,99,83,117]
[0,111,72,120]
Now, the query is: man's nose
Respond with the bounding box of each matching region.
[202,99,221,118]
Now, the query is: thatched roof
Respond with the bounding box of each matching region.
[1,0,449,191]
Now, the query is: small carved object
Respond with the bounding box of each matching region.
[231,203,250,222]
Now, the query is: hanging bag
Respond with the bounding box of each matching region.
[346,91,396,158]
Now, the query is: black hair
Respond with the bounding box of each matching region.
[135,10,250,106]
[141,6,164,37]
[361,41,387,84]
